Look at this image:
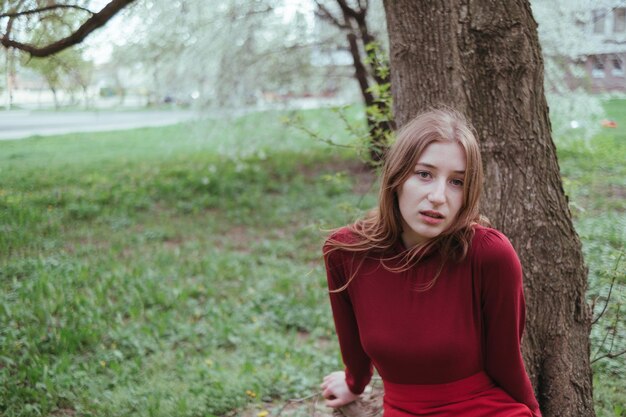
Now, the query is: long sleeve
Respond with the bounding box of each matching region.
[323,240,373,395]
[477,231,542,417]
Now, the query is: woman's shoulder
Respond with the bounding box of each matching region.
[470,224,519,261]
[322,226,359,269]
[324,226,360,247]
[470,225,523,288]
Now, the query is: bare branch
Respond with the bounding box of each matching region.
[285,113,360,150]
[591,273,617,325]
[591,252,623,325]
[592,303,623,363]
[337,0,365,20]
[244,39,338,64]
[226,4,273,22]
[333,105,368,142]
[315,1,348,30]
[0,4,94,19]
[275,392,320,416]
[5,15,15,38]
[591,348,626,364]
[0,0,137,57]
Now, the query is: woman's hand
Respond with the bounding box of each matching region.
[320,371,361,408]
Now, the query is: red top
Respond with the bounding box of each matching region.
[323,225,541,416]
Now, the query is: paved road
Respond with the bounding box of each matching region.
[0,110,198,140]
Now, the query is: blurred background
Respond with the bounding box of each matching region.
[0,1,624,417]
[1,0,625,135]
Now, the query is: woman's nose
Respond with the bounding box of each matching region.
[428,182,446,204]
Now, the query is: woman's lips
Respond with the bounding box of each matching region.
[419,210,445,224]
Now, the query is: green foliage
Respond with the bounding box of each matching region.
[555,99,626,417]
[0,104,623,416]
[363,41,394,164]
[365,41,390,82]
[14,7,94,108]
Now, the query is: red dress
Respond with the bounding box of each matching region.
[323,225,542,417]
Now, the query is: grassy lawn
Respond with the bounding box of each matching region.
[0,104,624,417]
[566,99,626,417]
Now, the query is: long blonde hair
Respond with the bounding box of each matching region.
[325,108,488,291]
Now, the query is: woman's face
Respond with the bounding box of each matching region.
[397,141,466,248]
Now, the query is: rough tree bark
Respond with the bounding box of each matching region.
[373,1,594,417]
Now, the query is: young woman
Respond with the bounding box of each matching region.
[320,109,542,417]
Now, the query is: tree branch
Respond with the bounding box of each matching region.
[5,15,15,38]
[285,113,361,150]
[591,252,623,325]
[315,1,349,30]
[591,272,618,325]
[591,348,626,364]
[336,0,365,20]
[592,303,623,363]
[0,4,94,19]
[0,0,137,57]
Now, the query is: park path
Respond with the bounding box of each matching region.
[0,110,197,140]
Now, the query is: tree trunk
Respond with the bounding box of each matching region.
[380,1,594,417]
[344,32,389,164]
[50,86,59,110]
[316,1,394,165]
[5,47,13,110]
[82,85,90,109]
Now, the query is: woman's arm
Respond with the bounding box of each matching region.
[477,230,542,417]
[322,237,373,401]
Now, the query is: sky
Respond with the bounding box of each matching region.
[83,1,139,65]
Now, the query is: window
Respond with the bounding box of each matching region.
[612,57,624,76]
[593,9,606,34]
[591,56,606,78]
[615,8,626,33]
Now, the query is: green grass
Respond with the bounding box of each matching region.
[0,106,374,417]
[0,103,624,416]
[556,99,626,417]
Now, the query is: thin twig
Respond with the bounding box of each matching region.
[591,252,623,325]
[287,116,360,150]
[591,348,626,364]
[593,319,613,362]
[274,377,385,417]
[333,106,368,143]
[275,392,321,417]
[315,1,348,30]
[0,4,94,19]
[592,303,622,363]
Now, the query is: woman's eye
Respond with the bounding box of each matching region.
[450,178,464,187]
[416,171,431,179]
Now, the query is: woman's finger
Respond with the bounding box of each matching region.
[325,397,343,408]
[322,387,335,399]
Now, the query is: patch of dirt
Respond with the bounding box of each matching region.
[50,409,76,416]
[296,332,332,351]
[163,237,184,249]
[298,158,378,195]
[347,162,378,196]
[237,382,384,417]
[607,184,626,199]
[213,225,254,253]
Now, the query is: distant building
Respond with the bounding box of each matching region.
[575,5,626,92]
